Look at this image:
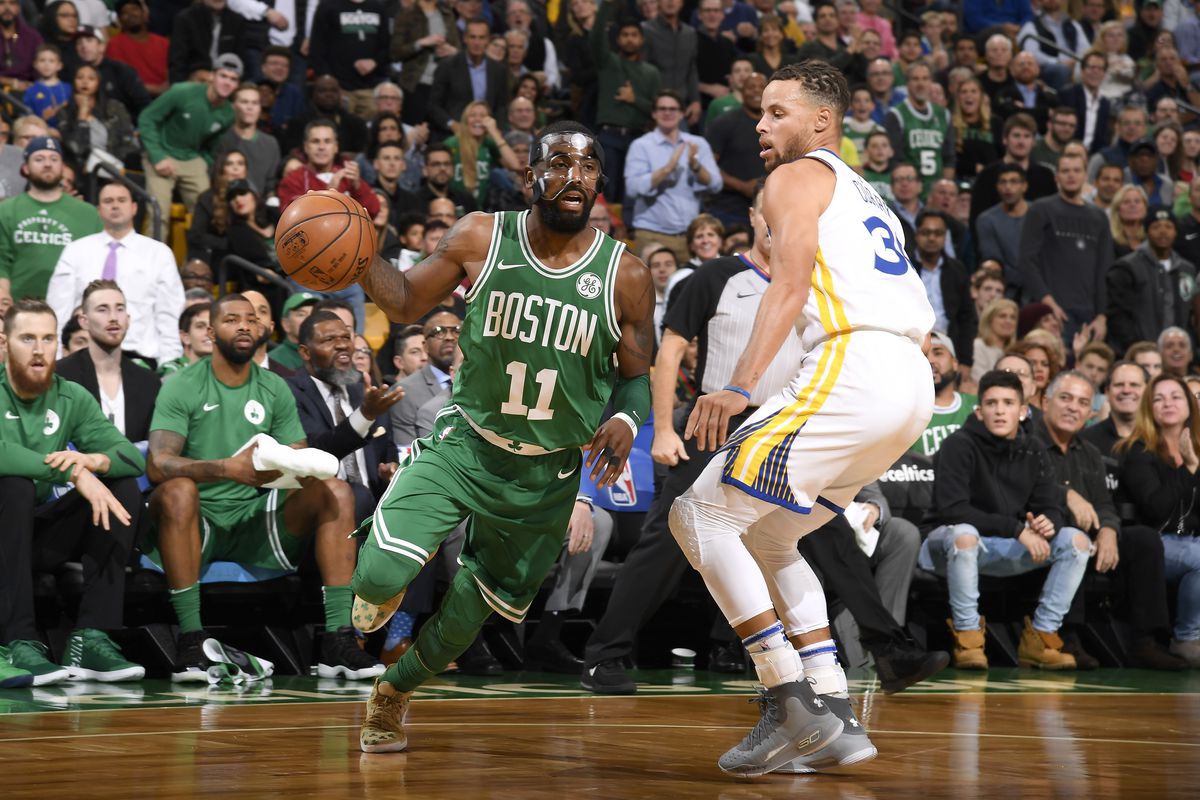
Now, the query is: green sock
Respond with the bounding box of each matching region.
[387,569,492,692]
[169,583,203,633]
[322,585,353,632]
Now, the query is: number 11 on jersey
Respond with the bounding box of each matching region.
[501,360,558,420]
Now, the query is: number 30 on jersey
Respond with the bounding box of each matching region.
[863,216,912,276]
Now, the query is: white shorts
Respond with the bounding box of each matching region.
[715,329,933,516]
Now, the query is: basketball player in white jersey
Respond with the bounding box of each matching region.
[668,60,936,777]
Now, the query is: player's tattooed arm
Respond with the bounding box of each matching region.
[613,250,655,378]
[361,211,491,323]
[147,430,226,484]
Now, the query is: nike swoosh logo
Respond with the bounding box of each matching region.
[496,262,524,270]
[4,411,18,419]
[736,292,759,298]
[203,403,220,411]
[557,465,577,480]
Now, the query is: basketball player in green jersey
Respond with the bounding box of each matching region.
[352,121,654,753]
[145,293,384,682]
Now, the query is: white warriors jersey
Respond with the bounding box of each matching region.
[792,148,935,352]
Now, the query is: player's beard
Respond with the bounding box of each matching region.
[766,134,806,173]
[538,186,597,234]
[9,358,54,397]
[314,364,360,387]
[215,335,256,366]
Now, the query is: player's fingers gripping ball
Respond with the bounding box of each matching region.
[275,190,378,292]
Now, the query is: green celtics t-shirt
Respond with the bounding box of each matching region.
[911,391,977,457]
[150,359,306,507]
[864,167,895,203]
[0,193,102,301]
[0,372,145,501]
[446,134,500,208]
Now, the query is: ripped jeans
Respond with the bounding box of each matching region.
[919,523,1091,633]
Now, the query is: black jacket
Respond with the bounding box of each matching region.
[286,372,393,498]
[1032,420,1120,534]
[168,6,247,83]
[994,80,1058,132]
[914,255,977,366]
[1056,84,1111,155]
[428,52,509,135]
[1106,243,1196,355]
[1118,440,1200,534]
[56,349,160,444]
[929,414,1066,536]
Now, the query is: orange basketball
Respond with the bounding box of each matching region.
[275,190,377,292]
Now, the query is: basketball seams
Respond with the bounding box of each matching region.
[275,190,376,291]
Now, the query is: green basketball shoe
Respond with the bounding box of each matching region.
[64,629,146,682]
[7,640,69,686]
[0,646,34,688]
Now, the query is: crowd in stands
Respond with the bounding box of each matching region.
[4,0,1200,688]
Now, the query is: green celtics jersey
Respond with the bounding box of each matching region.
[0,372,145,501]
[911,392,977,457]
[863,167,895,203]
[891,99,949,197]
[455,209,624,452]
[150,359,306,506]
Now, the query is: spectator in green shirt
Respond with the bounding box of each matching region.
[590,0,661,204]
[444,101,522,210]
[0,136,101,306]
[137,52,240,241]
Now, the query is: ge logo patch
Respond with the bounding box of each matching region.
[576,272,602,300]
[43,409,60,436]
[244,400,266,425]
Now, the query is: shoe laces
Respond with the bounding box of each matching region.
[743,688,781,751]
[78,630,123,660]
[371,686,407,729]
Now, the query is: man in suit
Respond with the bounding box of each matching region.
[995,51,1058,133]
[389,310,460,447]
[242,289,295,378]
[56,279,160,446]
[913,210,976,372]
[428,18,507,137]
[1057,51,1111,154]
[288,310,402,524]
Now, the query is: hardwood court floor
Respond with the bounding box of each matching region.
[1,670,1198,799]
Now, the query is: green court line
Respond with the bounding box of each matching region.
[1,667,1198,715]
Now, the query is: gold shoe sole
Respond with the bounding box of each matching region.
[353,592,406,633]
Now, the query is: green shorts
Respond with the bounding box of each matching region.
[352,408,581,622]
[143,488,305,572]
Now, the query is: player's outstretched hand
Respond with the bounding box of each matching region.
[74,469,131,531]
[224,443,283,487]
[685,389,749,451]
[585,418,636,488]
[361,373,405,420]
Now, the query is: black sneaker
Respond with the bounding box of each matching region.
[1127,636,1187,671]
[873,642,950,694]
[524,640,584,674]
[319,627,386,680]
[456,636,503,676]
[708,640,748,673]
[172,630,211,683]
[1061,630,1100,671]
[581,658,636,695]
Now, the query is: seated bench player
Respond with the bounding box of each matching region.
[0,299,146,684]
[144,293,384,682]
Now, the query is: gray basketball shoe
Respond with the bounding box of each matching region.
[717,679,845,777]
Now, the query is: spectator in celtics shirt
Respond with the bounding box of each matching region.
[912,331,977,458]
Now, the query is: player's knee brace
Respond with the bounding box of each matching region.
[669,493,742,574]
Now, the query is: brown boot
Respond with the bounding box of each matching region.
[947,617,988,670]
[1018,617,1076,670]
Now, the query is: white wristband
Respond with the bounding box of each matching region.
[612,412,639,437]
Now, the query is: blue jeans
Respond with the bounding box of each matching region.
[285,278,366,335]
[1162,533,1200,641]
[919,523,1090,633]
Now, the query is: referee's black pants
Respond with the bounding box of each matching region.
[799,515,912,654]
[583,408,752,667]
[0,476,141,643]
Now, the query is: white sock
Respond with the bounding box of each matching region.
[799,639,847,696]
[743,622,804,688]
